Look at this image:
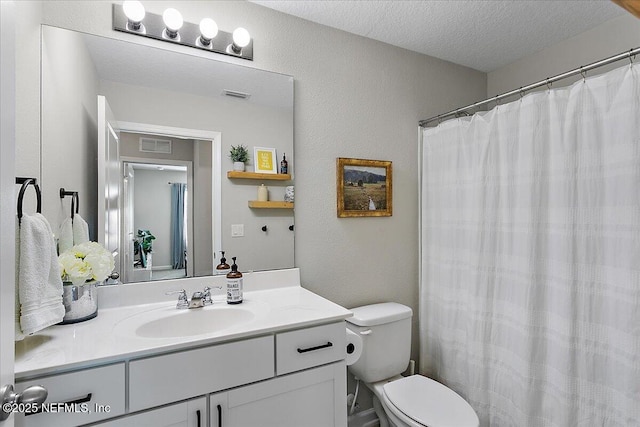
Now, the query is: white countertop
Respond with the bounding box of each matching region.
[15,275,352,379]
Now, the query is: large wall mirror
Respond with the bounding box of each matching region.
[40,25,294,284]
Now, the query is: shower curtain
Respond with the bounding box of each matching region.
[171,183,186,270]
[420,63,639,426]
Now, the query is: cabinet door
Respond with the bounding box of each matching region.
[97,397,206,427]
[212,362,347,427]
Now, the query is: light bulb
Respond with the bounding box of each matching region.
[123,1,145,30]
[199,18,218,45]
[162,8,183,38]
[232,27,251,48]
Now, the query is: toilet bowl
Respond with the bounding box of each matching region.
[346,303,479,427]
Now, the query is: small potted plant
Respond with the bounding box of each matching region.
[229,144,250,171]
[134,229,155,269]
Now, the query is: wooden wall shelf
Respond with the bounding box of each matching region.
[248,201,294,209]
[227,171,291,181]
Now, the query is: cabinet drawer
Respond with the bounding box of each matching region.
[276,322,345,375]
[129,335,274,412]
[15,363,125,427]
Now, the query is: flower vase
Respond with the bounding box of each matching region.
[233,161,245,172]
[60,280,99,324]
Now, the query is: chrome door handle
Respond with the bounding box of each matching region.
[0,384,48,421]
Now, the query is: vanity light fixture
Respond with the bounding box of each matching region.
[162,8,183,40]
[112,3,253,60]
[123,0,145,32]
[230,27,251,54]
[198,18,218,47]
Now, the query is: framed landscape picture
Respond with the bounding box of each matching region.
[337,157,392,217]
[253,147,277,174]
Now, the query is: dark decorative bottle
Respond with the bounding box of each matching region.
[280,153,288,174]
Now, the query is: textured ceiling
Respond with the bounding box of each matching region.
[250,0,626,72]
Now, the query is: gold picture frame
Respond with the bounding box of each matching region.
[337,158,392,217]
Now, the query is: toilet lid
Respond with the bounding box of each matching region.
[383,376,479,427]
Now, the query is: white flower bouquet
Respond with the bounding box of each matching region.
[59,241,115,286]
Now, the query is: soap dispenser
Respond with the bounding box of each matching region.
[226,257,243,304]
[215,251,231,275]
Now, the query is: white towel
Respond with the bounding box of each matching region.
[72,213,89,245]
[16,213,65,337]
[58,217,73,254]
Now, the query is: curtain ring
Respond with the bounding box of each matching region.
[494,95,500,109]
[519,87,525,100]
[630,49,635,65]
[546,78,552,91]
[580,66,586,82]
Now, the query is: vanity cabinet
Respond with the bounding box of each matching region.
[15,321,347,427]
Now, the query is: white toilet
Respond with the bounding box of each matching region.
[346,303,479,427]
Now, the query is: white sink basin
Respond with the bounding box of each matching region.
[114,304,257,339]
[136,307,255,338]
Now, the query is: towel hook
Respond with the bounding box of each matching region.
[261,225,268,232]
[59,188,79,219]
[16,177,42,224]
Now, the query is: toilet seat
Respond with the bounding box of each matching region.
[382,375,479,427]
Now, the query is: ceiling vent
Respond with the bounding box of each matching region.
[139,137,172,154]
[223,89,251,100]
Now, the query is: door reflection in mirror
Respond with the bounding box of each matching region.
[120,130,209,284]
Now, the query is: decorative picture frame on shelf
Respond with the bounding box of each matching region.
[336,157,392,218]
[253,147,278,174]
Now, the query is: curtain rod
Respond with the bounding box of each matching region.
[419,47,639,128]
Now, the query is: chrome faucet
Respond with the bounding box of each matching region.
[166,289,189,309]
[166,287,222,309]
[189,291,205,309]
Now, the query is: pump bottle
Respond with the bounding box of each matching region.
[215,251,231,275]
[226,257,243,304]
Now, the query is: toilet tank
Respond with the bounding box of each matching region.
[346,303,412,383]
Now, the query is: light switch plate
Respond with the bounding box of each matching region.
[231,224,244,237]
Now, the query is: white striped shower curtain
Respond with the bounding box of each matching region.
[420,63,639,426]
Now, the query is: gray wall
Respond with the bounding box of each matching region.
[488,14,640,96]
[119,132,195,162]
[41,25,99,240]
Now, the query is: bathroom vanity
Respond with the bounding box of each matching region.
[14,269,350,427]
